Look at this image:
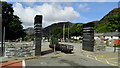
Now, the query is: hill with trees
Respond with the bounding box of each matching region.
[25,7,120,40]
[43,22,72,37]
[95,8,120,33]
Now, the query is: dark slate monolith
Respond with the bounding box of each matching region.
[34,15,42,56]
[82,23,94,51]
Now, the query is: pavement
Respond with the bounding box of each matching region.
[0,41,120,68]
[0,60,22,68]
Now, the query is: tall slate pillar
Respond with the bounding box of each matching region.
[82,23,94,51]
[34,15,42,56]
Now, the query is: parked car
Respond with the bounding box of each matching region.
[49,37,74,53]
[49,44,61,50]
[49,44,74,53]
[60,44,74,53]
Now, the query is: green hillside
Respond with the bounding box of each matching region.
[95,8,120,33]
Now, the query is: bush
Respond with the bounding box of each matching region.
[115,45,120,48]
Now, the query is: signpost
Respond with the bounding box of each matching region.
[82,23,94,51]
[34,15,42,56]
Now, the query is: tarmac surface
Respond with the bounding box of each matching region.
[26,42,119,67]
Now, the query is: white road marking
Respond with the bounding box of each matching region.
[105,59,110,64]
[95,56,98,60]
[80,54,118,66]
[22,60,26,68]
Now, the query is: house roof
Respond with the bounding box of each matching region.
[94,32,120,36]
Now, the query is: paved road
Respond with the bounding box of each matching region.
[25,42,119,67]
[25,55,113,67]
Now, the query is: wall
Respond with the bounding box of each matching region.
[94,36,120,46]
[5,43,35,58]
[113,39,120,45]
[104,36,120,45]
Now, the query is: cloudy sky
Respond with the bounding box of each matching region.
[6,0,119,28]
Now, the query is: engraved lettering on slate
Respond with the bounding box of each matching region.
[82,23,94,51]
[34,15,42,56]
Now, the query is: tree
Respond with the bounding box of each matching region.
[69,23,83,37]
[50,27,63,39]
[50,23,83,39]
[107,13,120,32]
[24,35,34,41]
[95,12,120,32]
[2,1,26,40]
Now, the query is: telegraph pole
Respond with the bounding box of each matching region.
[63,24,65,42]
[0,14,3,56]
[68,24,70,42]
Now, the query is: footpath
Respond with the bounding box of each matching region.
[0,57,23,68]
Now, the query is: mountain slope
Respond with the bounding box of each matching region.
[95,8,120,33]
[43,22,72,37]
[100,8,120,23]
[24,8,120,37]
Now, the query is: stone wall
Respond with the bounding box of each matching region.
[5,43,35,58]
[94,45,106,51]
[94,39,106,51]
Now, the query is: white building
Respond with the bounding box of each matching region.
[94,32,120,45]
